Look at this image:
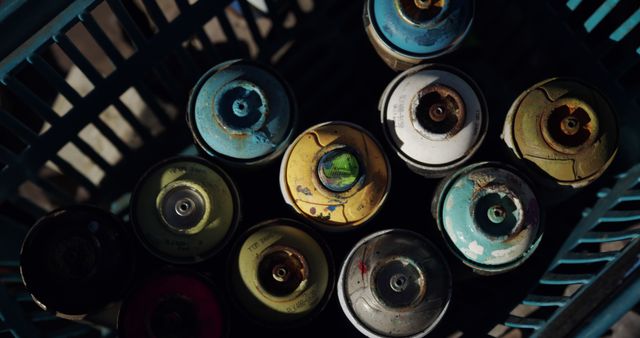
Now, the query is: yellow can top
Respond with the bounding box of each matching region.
[505,78,618,188]
[281,122,390,229]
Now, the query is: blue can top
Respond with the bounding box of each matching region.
[371,0,474,58]
[189,60,295,162]
[438,163,541,272]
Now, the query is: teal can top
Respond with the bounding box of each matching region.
[370,0,474,58]
[434,162,543,273]
[188,59,296,165]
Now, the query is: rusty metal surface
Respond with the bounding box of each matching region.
[502,78,619,189]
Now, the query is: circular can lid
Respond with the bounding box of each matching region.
[230,219,334,325]
[279,121,391,230]
[118,269,225,338]
[435,162,543,273]
[338,229,451,338]
[188,59,296,165]
[381,64,487,176]
[131,156,240,264]
[20,205,133,317]
[368,0,474,59]
[502,78,618,188]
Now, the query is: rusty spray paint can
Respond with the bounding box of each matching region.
[130,156,240,264]
[432,162,543,274]
[380,64,487,177]
[229,219,334,326]
[338,229,451,338]
[187,59,297,166]
[502,78,618,190]
[118,269,227,338]
[363,0,474,71]
[20,205,134,319]
[279,121,391,231]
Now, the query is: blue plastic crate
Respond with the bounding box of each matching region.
[0,0,639,337]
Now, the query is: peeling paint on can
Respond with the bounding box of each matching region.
[363,0,475,71]
[188,59,297,166]
[279,121,391,231]
[380,64,487,178]
[131,156,240,264]
[502,78,618,189]
[230,219,334,326]
[432,162,543,274]
[338,229,451,338]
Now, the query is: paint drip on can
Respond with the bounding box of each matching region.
[229,219,334,325]
[380,64,487,177]
[279,121,391,231]
[188,59,297,166]
[432,161,543,274]
[338,229,451,338]
[363,0,475,71]
[130,156,240,264]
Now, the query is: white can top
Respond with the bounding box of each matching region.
[381,65,486,172]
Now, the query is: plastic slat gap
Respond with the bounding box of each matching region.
[0,109,38,144]
[49,155,98,195]
[217,10,240,44]
[92,118,132,157]
[106,0,148,49]
[522,294,569,307]
[238,0,265,48]
[599,209,640,222]
[141,0,168,29]
[558,251,618,264]
[78,12,126,66]
[112,99,153,142]
[11,196,46,219]
[52,34,102,84]
[70,136,113,173]
[30,176,76,206]
[580,229,640,243]
[132,83,173,127]
[1,76,60,123]
[26,54,82,105]
[539,272,593,285]
[505,315,545,330]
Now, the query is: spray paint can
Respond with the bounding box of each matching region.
[279,121,391,231]
[432,162,543,274]
[363,0,475,71]
[502,78,618,190]
[229,219,334,326]
[118,269,226,338]
[20,205,133,319]
[338,229,451,338]
[130,156,240,264]
[380,64,487,177]
[187,59,297,166]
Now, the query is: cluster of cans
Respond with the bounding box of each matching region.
[18,1,619,337]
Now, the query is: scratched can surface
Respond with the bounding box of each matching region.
[20,205,133,319]
[118,269,226,338]
[338,229,451,338]
[363,0,475,71]
[229,219,334,326]
[187,59,297,166]
[380,64,487,177]
[432,162,543,274]
[279,121,391,231]
[131,156,240,264]
[502,78,618,189]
